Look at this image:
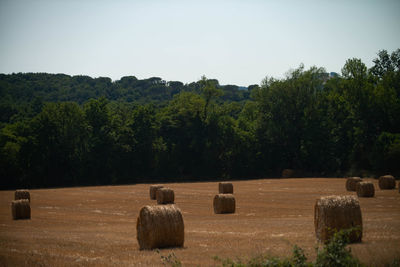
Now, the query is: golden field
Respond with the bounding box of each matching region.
[0,178,399,266]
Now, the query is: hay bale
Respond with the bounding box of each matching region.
[149,185,164,200]
[156,188,174,204]
[136,205,184,249]
[218,182,233,194]
[356,182,375,197]
[282,169,295,178]
[345,177,362,191]
[11,199,31,220]
[378,175,396,189]
[15,189,30,202]
[213,194,235,214]
[314,195,362,243]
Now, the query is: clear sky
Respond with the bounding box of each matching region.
[0,0,399,86]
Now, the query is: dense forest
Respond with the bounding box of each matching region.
[1,49,399,189]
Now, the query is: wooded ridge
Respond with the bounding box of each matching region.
[1,49,399,189]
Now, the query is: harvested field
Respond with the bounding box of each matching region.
[0,178,399,266]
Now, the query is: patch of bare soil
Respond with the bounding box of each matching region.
[0,178,399,266]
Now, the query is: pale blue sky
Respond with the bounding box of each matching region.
[0,0,399,86]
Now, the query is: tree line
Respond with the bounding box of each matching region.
[0,72,250,120]
[1,49,399,189]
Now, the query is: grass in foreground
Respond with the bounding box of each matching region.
[160,229,399,267]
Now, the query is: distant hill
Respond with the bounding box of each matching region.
[0,73,251,104]
[0,73,251,123]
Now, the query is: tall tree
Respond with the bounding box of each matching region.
[199,76,222,120]
[83,97,114,184]
[26,102,88,186]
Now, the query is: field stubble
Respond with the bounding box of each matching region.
[0,178,399,266]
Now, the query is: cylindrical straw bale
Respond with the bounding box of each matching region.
[11,199,31,220]
[314,195,362,243]
[356,182,375,197]
[136,205,184,249]
[213,194,235,214]
[149,185,164,200]
[15,189,30,202]
[156,188,174,204]
[218,182,233,194]
[378,175,396,189]
[345,177,362,191]
[282,169,295,178]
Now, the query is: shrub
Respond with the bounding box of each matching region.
[161,229,374,267]
[212,229,364,267]
[212,245,311,267]
[314,229,364,267]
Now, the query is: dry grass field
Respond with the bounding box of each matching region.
[0,178,399,266]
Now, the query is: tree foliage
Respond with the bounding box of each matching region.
[1,49,400,189]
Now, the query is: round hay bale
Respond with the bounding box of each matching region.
[314,195,362,243]
[149,185,164,200]
[213,194,235,214]
[378,175,396,189]
[218,182,233,194]
[282,169,295,178]
[11,199,31,220]
[15,189,30,202]
[156,188,174,204]
[356,182,375,197]
[345,177,362,191]
[136,205,184,250]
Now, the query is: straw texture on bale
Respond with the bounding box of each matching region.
[156,188,175,204]
[356,182,375,197]
[345,177,362,191]
[314,195,362,243]
[213,194,235,214]
[218,182,233,194]
[136,205,184,249]
[15,189,30,202]
[282,169,295,178]
[149,185,164,200]
[11,199,31,220]
[378,175,396,189]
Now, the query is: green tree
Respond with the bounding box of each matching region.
[370,132,400,174]
[108,103,158,182]
[129,105,158,177]
[370,49,400,78]
[27,102,88,186]
[199,76,223,119]
[370,49,400,134]
[158,92,206,177]
[341,58,368,80]
[0,121,31,188]
[83,97,114,184]
[253,65,330,174]
[340,58,375,170]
